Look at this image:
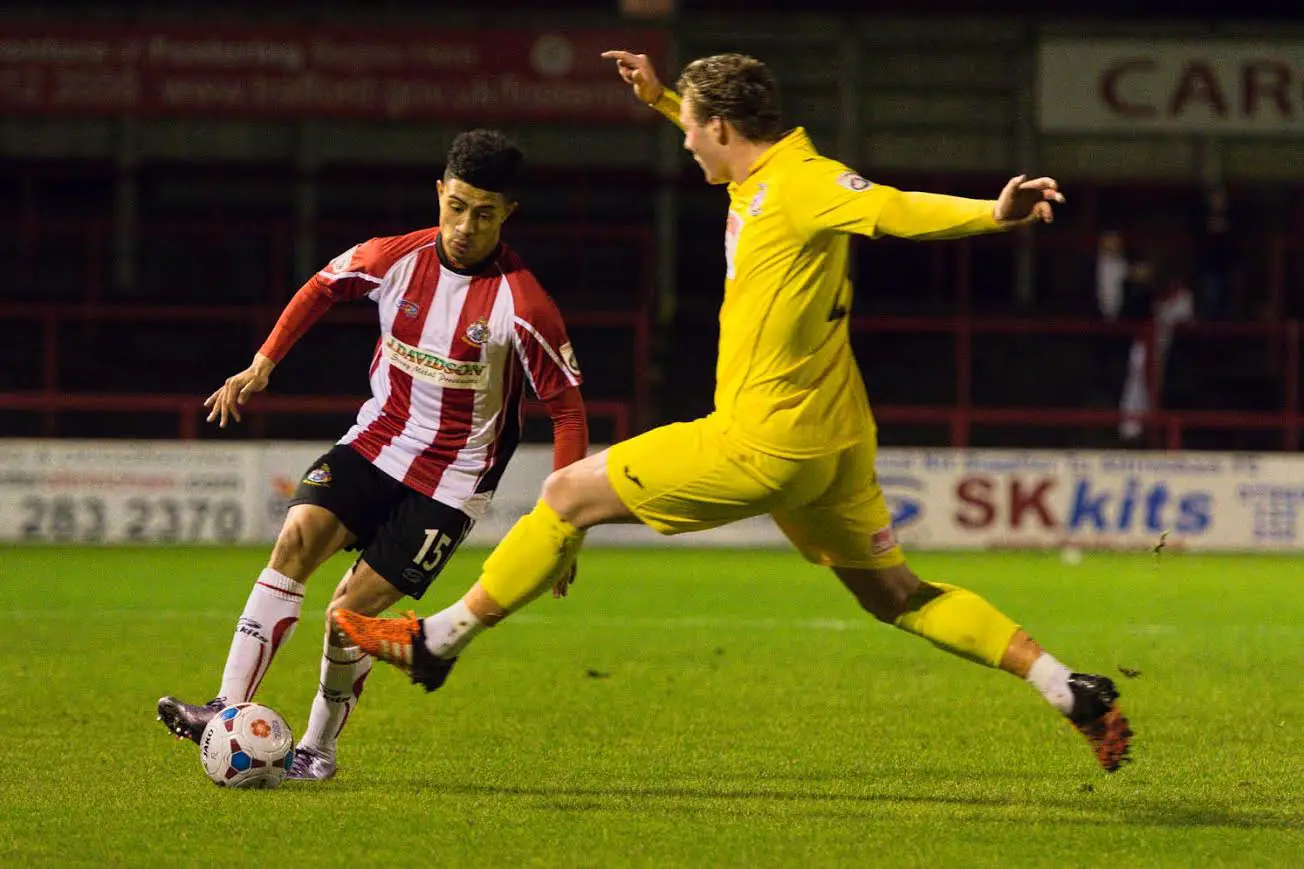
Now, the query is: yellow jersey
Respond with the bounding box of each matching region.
[652,89,1008,458]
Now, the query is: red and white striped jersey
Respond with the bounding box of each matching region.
[311,228,582,519]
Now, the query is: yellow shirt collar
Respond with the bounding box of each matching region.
[745,127,815,179]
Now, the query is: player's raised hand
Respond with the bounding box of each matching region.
[204,356,273,428]
[994,175,1065,225]
[600,50,663,104]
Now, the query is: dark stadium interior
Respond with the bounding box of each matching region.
[3,6,1303,452]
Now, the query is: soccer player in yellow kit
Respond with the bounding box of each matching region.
[336,51,1133,772]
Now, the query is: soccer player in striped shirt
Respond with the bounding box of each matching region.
[336,55,1132,773]
[157,130,589,780]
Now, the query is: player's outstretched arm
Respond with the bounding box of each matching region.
[877,175,1064,240]
[873,190,1007,241]
[792,165,1065,242]
[601,50,685,130]
[205,269,345,428]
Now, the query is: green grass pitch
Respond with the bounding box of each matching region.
[1,546,1301,866]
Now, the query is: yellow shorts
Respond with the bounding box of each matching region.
[606,415,905,570]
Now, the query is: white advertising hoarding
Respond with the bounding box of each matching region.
[1038,39,1304,134]
[0,440,261,544]
[3,440,1304,551]
[877,449,1304,551]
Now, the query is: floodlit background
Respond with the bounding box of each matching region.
[1,3,1302,866]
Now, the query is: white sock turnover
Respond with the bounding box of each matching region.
[421,599,486,659]
[1025,653,1075,716]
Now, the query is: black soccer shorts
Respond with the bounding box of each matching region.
[286,444,474,599]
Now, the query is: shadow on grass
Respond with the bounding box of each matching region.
[297,778,1299,831]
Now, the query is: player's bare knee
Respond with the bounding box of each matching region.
[268,520,314,578]
[840,564,922,623]
[874,566,923,622]
[860,593,903,623]
[540,453,630,530]
[541,466,585,524]
[268,506,341,578]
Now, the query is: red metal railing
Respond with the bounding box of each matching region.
[0,302,636,441]
[0,391,633,443]
[3,301,1298,448]
[2,216,656,433]
[880,230,1300,322]
[856,316,1301,450]
[4,213,1303,449]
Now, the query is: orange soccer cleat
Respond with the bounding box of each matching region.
[331,609,459,693]
[1066,674,1134,772]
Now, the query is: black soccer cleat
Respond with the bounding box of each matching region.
[156,696,226,745]
[409,627,459,694]
[1066,674,1134,772]
[331,608,459,693]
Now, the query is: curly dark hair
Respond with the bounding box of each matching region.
[677,53,784,144]
[444,129,524,196]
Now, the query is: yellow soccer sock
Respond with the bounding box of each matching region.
[479,500,584,611]
[893,582,1019,668]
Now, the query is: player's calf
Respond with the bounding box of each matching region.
[834,564,928,623]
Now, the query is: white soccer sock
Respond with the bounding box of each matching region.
[1025,653,1075,716]
[217,569,305,704]
[421,599,486,659]
[298,639,372,759]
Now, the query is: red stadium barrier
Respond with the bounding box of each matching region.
[3,207,1302,449]
[0,391,632,443]
[1,216,656,432]
[1,301,645,418]
[855,316,1301,450]
[2,301,1298,448]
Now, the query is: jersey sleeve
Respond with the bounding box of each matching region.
[786,159,1004,241]
[543,386,589,471]
[315,238,398,302]
[509,273,583,402]
[649,87,685,130]
[257,237,401,363]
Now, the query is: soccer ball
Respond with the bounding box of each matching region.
[199,703,294,789]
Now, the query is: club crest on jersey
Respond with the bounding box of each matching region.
[748,183,768,216]
[870,524,897,555]
[396,300,420,318]
[304,464,332,487]
[560,342,581,377]
[836,171,873,192]
[463,316,491,347]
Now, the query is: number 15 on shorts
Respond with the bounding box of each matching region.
[414,528,453,571]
